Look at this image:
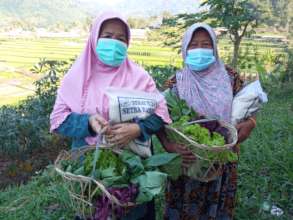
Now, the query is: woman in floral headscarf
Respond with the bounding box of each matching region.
[161,23,256,220]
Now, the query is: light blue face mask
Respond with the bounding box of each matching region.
[96,38,128,67]
[185,48,216,71]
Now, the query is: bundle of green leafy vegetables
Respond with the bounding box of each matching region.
[164,89,238,163]
[164,89,197,121]
[61,149,181,205]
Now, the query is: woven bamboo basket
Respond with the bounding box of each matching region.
[54,145,135,219]
[165,119,238,182]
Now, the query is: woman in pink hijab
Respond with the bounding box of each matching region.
[50,12,171,219]
[50,11,171,150]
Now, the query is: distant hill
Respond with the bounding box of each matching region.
[0,0,88,29]
[0,0,200,30]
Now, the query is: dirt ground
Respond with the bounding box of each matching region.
[0,142,68,189]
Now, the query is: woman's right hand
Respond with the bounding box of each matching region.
[89,113,109,134]
[164,142,196,168]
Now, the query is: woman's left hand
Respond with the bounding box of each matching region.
[236,118,256,143]
[106,123,141,147]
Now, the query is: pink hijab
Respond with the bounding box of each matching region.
[176,23,233,122]
[50,11,171,145]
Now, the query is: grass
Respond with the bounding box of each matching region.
[0,37,287,70]
[0,37,182,69]
[0,71,35,106]
[0,95,29,106]
[0,167,76,220]
[235,83,293,220]
[0,37,182,106]
[0,36,289,106]
[0,82,292,219]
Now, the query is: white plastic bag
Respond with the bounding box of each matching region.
[106,87,163,157]
[231,80,268,125]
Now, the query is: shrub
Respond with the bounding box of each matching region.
[0,59,71,157]
[0,59,177,157]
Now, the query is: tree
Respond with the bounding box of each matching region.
[200,0,261,68]
[155,13,203,52]
[272,0,293,44]
[251,0,293,45]
[127,17,149,29]
[157,0,260,68]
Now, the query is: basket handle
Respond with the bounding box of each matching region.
[185,118,218,125]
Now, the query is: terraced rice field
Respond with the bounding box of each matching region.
[0,36,287,106]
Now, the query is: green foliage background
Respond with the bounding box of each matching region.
[0,56,292,219]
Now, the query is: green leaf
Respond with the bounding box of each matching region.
[65,165,72,172]
[73,166,84,175]
[131,171,168,204]
[100,167,116,178]
[102,175,129,188]
[160,155,182,180]
[120,150,144,178]
[144,152,179,168]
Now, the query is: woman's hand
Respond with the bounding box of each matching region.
[106,123,141,147]
[89,113,109,134]
[163,77,176,89]
[236,118,256,143]
[164,142,196,168]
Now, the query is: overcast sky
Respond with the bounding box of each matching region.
[78,0,201,17]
